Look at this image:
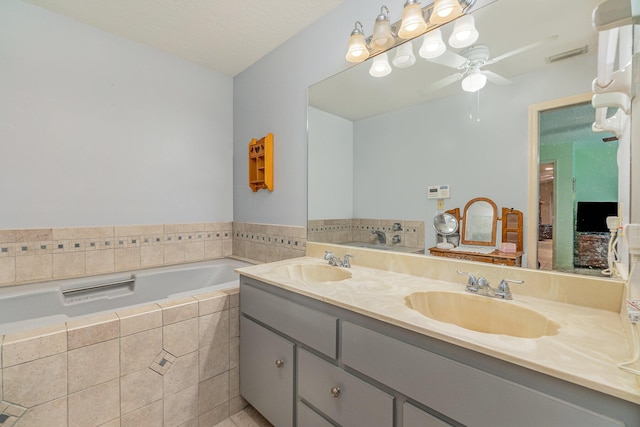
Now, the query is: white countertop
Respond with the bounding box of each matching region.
[237,256,640,405]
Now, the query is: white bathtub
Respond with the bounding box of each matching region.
[0,258,252,334]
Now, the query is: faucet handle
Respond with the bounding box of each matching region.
[456,270,478,291]
[324,251,334,260]
[343,254,354,268]
[495,279,523,300]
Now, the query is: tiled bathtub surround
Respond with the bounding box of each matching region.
[0,223,233,287]
[0,288,245,426]
[307,218,425,252]
[232,222,306,263]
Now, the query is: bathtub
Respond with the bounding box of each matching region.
[0,258,252,334]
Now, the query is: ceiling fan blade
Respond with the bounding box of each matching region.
[486,35,559,65]
[419,73,464,95]
[483,70,512,85]
[424,50,468,69]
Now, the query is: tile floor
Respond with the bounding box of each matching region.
[214,406,273,427]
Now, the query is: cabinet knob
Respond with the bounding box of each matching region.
[275,359,284,368]
[330,387,341,398]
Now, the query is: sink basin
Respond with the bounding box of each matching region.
[405,291,559,338]
[273,264,352,282]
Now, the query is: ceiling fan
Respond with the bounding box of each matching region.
[420,35,559,95]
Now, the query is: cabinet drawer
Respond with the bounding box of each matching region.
[403,402,452,427]
[240,316,294,427]
[342,322,624,427]
[241,282,337,358]
[298,349,393,427]
[298,401,335,427]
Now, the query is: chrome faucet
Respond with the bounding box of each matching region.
[456,271,524,300]
[494,279,524,300]
[324,251,354,268]
[324,251,342,266]
[371,230,386,244]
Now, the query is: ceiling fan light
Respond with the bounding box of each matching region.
[431,0,463,24]
[346,21,370,63]
[369,52,393,77]
[393,41,416,68]
[371,7,395,50]
[448,14,479,48]
[398,0,428,39]
[419,28,446,58]
[461,71,487,92]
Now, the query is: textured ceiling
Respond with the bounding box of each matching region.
[21,0,343,76]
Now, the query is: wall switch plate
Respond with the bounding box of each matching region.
[437,199,445,210]
[427,185,450,199]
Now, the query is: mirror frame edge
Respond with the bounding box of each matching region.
[526,92,595,269]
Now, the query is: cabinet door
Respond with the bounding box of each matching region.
[403,402,453,427]
[298,401,336,427]
[298,348,393,427]
[240,316,294,427]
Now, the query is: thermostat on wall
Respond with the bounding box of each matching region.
[427,185,450,199]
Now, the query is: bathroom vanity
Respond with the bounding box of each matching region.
[237,252,640,427]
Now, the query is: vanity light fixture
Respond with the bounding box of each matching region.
[346,21,370,63]
[430,0,464,24]
[461,67,487,92]
[419,28,446,58]
[345,0,477,64]
[448,14,478,48]
[398,0,428,39]
[392,41,417,68]
[369,52,393,76]
[370,6,396,50]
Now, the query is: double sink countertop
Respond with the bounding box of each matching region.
[237,253,640,405]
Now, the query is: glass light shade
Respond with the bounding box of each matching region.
[419,28,446,58]
[346,32,370,63]
[398,2,428,39]
[393,41,416,68]
[448,14,479,48]
[369,53,392,77]
[461,71,487,92]
[371,17,395,50]
[430,0,463,24]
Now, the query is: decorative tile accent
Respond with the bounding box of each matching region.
[0,222,235,288]
[232,222,306,263]
[149,350,176,376]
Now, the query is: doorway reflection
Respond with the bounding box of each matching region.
[538,162,555,270]
[538,102,618,275]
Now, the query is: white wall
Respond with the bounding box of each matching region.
[308,107,354,219]
[0,0,233,228]
[353,54,597,247]
[233,0,370,226]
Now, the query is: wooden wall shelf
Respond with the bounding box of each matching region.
[248,133,273,192]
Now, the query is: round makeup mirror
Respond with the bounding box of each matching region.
[433,213,459,249]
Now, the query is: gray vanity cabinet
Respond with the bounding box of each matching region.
[239,276,639,427]
[341,321,624,427]
[240,316,295,427]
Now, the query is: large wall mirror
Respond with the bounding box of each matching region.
[308,0,629,278]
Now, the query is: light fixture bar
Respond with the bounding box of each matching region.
[363,0,477,58]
